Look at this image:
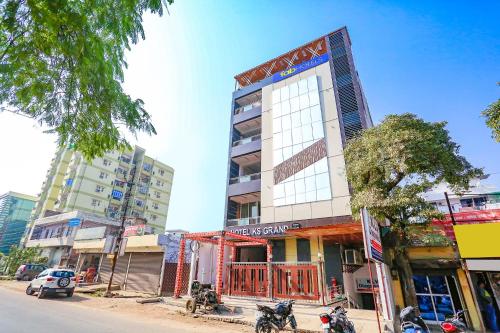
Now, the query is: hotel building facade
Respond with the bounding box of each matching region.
[222,27,391,310]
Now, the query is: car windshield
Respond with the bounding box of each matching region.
[51,271,75,278]
[39,269,50,276]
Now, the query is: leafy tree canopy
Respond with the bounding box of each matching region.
[345,113,483,237]
[483,97,500,142]
[2,245,47,276]
[0,0,173,159]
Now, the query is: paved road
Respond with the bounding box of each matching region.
[0,287,200,333]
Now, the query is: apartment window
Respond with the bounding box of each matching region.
[91,199,101,207]
[159,169,165,176]
[103,158,110,166]
[143,163,153,172]
[138,185,148,195]
[156,180,164,187]
[135,199,144,207]
[155,191,161,199]
[152,202,159,210]
[99,171,108,179]
[151,214,158,221]
[66,178,73,186]
[95,185,104,193]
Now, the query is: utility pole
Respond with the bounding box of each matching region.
[444,192,456,225]
[105,167,136,297]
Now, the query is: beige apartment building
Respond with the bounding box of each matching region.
[29,145,174,234]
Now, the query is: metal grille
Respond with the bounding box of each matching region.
[161,262,190,296]
[329,31,363,141]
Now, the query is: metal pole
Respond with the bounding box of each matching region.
[368,259,383,333]
[444,192,456,225]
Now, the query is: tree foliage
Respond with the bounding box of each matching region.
[2,245,47,276]
[0,0,173,159]
[482,95,500,142]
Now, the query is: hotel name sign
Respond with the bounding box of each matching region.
[272,53,329,83]
[228,222,302,238]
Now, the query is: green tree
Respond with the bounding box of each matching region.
[0,0,173,159]
[345,113,482,307]
[3,245,47,276]
[482,84,500,142]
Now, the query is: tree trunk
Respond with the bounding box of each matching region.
[394,248,419,310]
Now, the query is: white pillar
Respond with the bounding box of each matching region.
[376,262,395,321]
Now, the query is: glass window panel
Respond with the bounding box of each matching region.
[304,163,315,177]
[274,132,283,149]
[289,82,299,98]
[433,296,454,322]
[413,275,430,293]
[282,130,292,147]
[315,158,328,174]
[290,96,300,113]
[299,93,310,109]
[281,100,291,115]
[286,195,296,205]
[417,295,437,322]
[315,172,330,190]
[429,276,448,294]
[280,86,289,101]
[306,191,316,202]
[272,89,281,104]
[292,127,303,145]
[316,187,332,201]
[282,115,291,131]
[305,175,316,192]
[301,108,311,125]
[302,125,313,142]
[291,112,301,128]
[273,117,282,133]
[310,104,322,122]
[273,149,283,165]
[312,121,325,139]
[303,140,314,150]
[298,79,308,95]
[283,146,292,160]
[309,91,320,106]
[285,182,295,196]
[307,76,318,91]
[274,198,285,206]
[273,103,282,118]
[292,143,303,155]
[295,178,305,194]
[295,169,305,180]
[295,192,306,204]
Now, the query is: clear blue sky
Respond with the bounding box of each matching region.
[1,1,498,232]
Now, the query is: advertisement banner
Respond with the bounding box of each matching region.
[361,208,384,263]
[272,54,329,83]
[356,278,379,292]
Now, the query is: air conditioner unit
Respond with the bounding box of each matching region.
[344,249,363,265]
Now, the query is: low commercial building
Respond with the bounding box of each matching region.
[0,192,36,254]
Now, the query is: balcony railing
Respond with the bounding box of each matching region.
[226,216,260,227]
[232,134,261,147]
[229,172,261,185]
[234,101,262,115]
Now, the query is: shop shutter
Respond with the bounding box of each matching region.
[125,252,163,294]
[98,255,128,288]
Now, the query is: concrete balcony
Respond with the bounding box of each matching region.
[228,173,261,197]
[231,135,261,158]
[26,236,74,248]
[233,105,261,125]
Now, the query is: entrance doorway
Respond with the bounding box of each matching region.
[238,246,266,262]
[413,273,463,323]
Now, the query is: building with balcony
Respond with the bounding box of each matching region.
[0,192,36,254]
[26,145,174,239]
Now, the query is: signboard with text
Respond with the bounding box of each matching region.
[356,278,379,293]
[227,221,301,238]
[272,54,329,83]
[361,208,383,263]
[67,218,81,227]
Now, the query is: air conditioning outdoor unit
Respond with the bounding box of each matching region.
[344,249,363,266]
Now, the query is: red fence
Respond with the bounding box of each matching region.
[226,262,320,301]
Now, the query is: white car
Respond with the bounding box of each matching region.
[25,268,76,298]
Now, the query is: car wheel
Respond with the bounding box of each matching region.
[26,285,35,296]
[22,275,31,281]
[37,287,45,299]
[66,290,74,297]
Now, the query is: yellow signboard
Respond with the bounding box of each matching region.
[454,222,500,258]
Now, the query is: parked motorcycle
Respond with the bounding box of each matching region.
[255,300,297,332]
[319,305,356,333]
[400,306,430,333]
[440,310,469,332]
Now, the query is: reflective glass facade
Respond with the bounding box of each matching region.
[0,192,36,254]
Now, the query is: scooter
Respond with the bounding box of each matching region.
[440,310,469,332]
[400,306,430,333]
[319,305,356,333]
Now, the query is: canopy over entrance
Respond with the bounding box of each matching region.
[173,230,270,300]
[286,222,363,244]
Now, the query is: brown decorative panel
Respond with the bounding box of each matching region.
[273,139,327,185]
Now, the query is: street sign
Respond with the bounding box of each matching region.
[67,218,81,227]
[361,208,384,263]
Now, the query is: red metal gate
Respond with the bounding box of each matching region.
[227,263,268,297]
[272,263,320,301]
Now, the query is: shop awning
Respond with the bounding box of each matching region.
[286,222,363,244]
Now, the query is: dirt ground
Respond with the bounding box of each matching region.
[0,280,254,333]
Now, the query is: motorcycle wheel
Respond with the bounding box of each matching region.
[255,318,271,333]
[289,315,298,332]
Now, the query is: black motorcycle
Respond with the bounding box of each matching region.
[319,305,356,333]
[255,300,297,333]
[440,310,469,332]
[400,306,430,333]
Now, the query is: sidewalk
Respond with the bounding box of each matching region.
[164,296,386,333]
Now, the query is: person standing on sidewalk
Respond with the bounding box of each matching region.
[478,281,500,332]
